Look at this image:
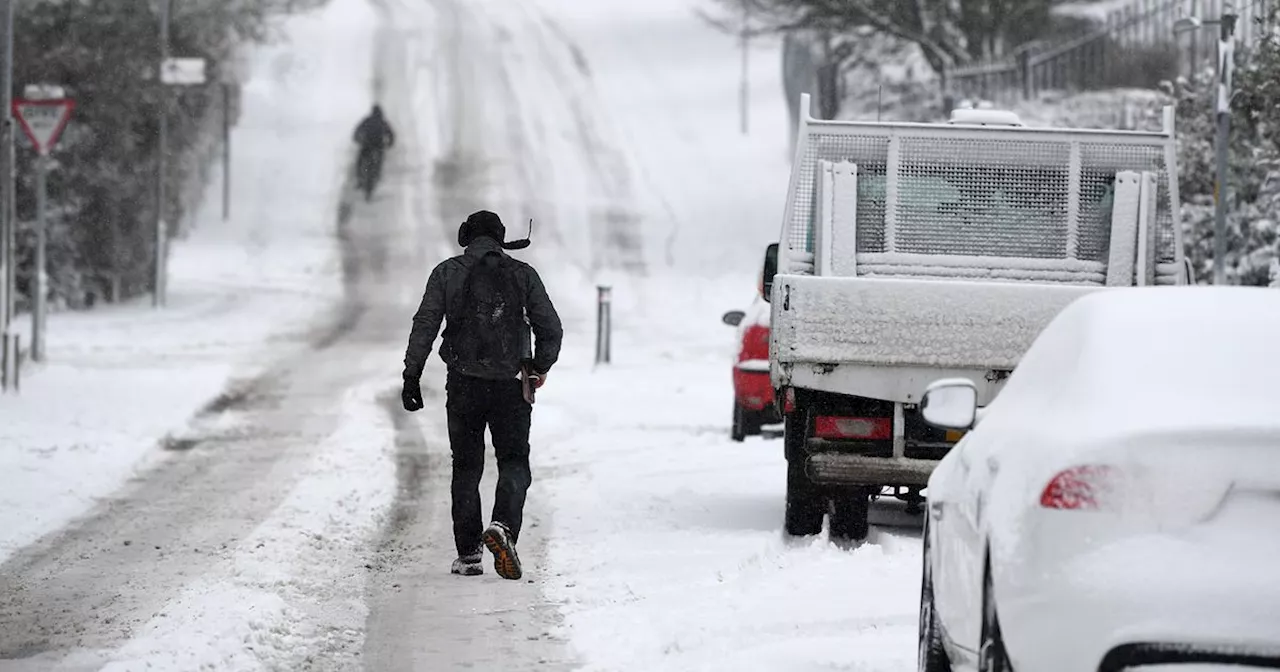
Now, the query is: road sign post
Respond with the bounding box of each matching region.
[0,0,14,392]
[13,94,74,363]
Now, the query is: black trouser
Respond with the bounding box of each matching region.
[446,371,532,557]
[356,146,384,188]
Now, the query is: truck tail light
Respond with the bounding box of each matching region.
[1039,465,1121,510]
[814,416,892,441]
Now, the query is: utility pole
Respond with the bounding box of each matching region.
[0,0,15,390]
[222,82,230,221]
[154,0,171,308]
[739,0,749,135]
[1174,3,1237,285]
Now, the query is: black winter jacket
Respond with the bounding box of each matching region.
[402,236,563,381]
[354,114,395,151]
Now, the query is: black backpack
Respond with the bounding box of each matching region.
[445,252,527,368]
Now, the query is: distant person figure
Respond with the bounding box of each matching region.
[353,105,396,201]
[400,210,563,580]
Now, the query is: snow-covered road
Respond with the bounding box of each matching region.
[0,0,927,669]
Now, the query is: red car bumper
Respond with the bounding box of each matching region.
[733,366,775,411]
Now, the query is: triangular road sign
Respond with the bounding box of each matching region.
[13,99,75,155]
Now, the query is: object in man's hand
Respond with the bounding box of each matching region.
[520,361,540,404]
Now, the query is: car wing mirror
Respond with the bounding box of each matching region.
[921,378,978,430]
[722,310,746,327]
[761,243,779,303]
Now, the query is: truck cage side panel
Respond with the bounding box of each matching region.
[778,93,1184,286]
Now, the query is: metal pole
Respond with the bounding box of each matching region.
[595,285,612,366]
[1213,12,1235,286]
[0,0,13,389]
[595,287,604,365]
[2,332,15,390]
[603,291,612,363]
[154,0,171,308]
[739,0,749,135]
[32,156,46,361]
[222,82,230,221]
[1213,112,1229,285]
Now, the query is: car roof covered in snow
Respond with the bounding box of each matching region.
[983,287,1280,444]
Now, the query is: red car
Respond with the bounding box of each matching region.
[722,297,782,441]
[722,248,790,441]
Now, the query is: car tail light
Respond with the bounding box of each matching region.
[1040,465,1121,510]
[814,416,892,441]
[740,325,770,362]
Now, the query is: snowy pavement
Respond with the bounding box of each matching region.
[0,0,929,669]
[0,0,370,566]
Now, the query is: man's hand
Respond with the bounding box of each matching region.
[530,370,547,389]
[402,377,424,412]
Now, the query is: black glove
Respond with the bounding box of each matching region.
[402,377,424,412]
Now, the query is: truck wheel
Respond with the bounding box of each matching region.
[785,459,824,536]
[829,489,871,541]
[731,403,747,442]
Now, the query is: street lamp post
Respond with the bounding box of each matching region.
[1175,2,1238,286]
[154,0,172,308]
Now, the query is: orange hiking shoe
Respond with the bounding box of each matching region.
[482,522,522,580]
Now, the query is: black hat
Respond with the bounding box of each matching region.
[457,210,531,250]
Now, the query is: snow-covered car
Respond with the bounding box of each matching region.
[916,287,1280,672]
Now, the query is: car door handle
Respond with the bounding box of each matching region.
[986,457,999,473]
[929,501,944,520]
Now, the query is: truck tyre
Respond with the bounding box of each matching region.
[829,489,871,541]
[783,409,823,536]
[785,459,824,536]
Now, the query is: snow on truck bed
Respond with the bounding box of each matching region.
[772,275,1102,369]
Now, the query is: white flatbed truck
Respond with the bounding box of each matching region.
[763,95,1189,540]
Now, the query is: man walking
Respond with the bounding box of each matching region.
[401,210,563,580]
[352,105,396,200]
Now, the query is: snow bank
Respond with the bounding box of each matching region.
[507,1,927,668]
[773,275,1100,370]
[0,0,374,564]
[534,298,921,671]
[526,0,793,278]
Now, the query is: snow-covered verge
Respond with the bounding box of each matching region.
[0,0,371,564]
[533,301,923,671]
[522,0,793,278]
[521,0,926,669]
